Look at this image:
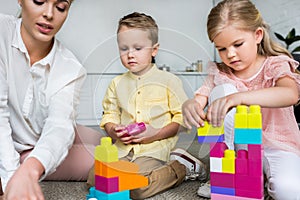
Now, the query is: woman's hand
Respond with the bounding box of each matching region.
[4,158,45,200]
[182,98,206,129]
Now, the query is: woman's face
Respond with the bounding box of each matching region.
[18,0,71,44]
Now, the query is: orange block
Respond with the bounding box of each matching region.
[95,160,148,191]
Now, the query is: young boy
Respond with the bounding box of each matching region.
[87,12,207,199]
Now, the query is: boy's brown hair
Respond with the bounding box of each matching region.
[117,12,159,45]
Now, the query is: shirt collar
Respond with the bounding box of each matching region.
[128,64,158,79]
[12,18,57,68]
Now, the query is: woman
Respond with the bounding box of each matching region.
[0,0,101,199]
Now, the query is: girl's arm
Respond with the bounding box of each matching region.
[207,76,298,127]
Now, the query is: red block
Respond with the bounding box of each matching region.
[95,175,119,193]
[235,174,263,191]
[235,150,248,174]
[248,144,263,159]
[210,172,235,188]
[210,142,228,157]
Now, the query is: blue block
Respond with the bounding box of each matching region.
[211,186,235,196]
[198,134,224,143]
[86,187,131,200]
[234,129,262,144]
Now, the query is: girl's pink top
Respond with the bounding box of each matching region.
[195,55,300,156]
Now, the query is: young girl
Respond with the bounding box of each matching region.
[0,0,102,199]
[182,0,300,199]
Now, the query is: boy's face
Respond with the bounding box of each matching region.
[117,26,159,76]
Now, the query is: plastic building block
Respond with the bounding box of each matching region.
[95,175,119,193]
[122,122,146,137]
[211,193,264,200]
[234,129,262,144]
[234,105,248,128]
[198,134,224,143]
[248,144,263,160]
[86,187,130,200]
[248,105,262,129]
[210,157,223,173]
[210,142,228,157]
[198,121,224,136]
[235,150,248,174]
[222,150,235,174]
[94,160,148,191]
[94,137,118,162]
[210,172,235,188]
[211,186,235,196]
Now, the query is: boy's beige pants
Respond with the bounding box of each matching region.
[87,151,186,200]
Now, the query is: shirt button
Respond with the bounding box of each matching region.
[137,111,140,114]
[138,91,140,94]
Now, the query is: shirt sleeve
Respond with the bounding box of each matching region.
[0,58,21,191]
[264,55,300,97]
[26,68,86,179]
[100,77,121,129]
[168,75,188,126]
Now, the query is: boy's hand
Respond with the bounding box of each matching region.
[182,98,206,129]
[128,124,158,144]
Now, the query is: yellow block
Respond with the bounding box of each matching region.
[234,105,248,128]
[248,105,262,128]
[222,149,235,174]
[198,121,224,136]
[94,137,118,162]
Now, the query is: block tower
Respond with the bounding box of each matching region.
[86,137,148,200]
[197,105,264,200]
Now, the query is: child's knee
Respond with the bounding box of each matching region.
[267,177,300,200]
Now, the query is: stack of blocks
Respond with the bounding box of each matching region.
[86,137,148,200]
[197,105,264,200]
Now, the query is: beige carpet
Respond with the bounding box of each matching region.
[41,180,207,200]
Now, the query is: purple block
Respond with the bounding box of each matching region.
[210,142,228,157]
[198,135,224,143]
[211,186,235,196]
[236,150,248,174]
[95,175,119,193]
[210,172,235,188]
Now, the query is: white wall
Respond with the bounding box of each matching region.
[0,0,299,71]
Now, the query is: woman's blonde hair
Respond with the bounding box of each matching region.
[207,0,291,73]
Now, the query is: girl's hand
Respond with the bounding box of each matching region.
[182,98,206,129]
[207,93,241,127]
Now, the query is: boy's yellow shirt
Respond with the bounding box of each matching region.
[100,65,188,161]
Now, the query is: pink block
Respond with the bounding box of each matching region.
[212,193,264,200]
[210,142,228,157]
[236,188,264,199]
[210,172,235,188]
[211,193,236,200]
[95,175,119,193]
[236,150,248,174]
[235,174,264,191]
[248,159,263,176]
[248,144,263,159]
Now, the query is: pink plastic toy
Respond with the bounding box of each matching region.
[122,122,146,137]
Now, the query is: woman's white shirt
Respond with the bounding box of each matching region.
[0,14,86,190]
